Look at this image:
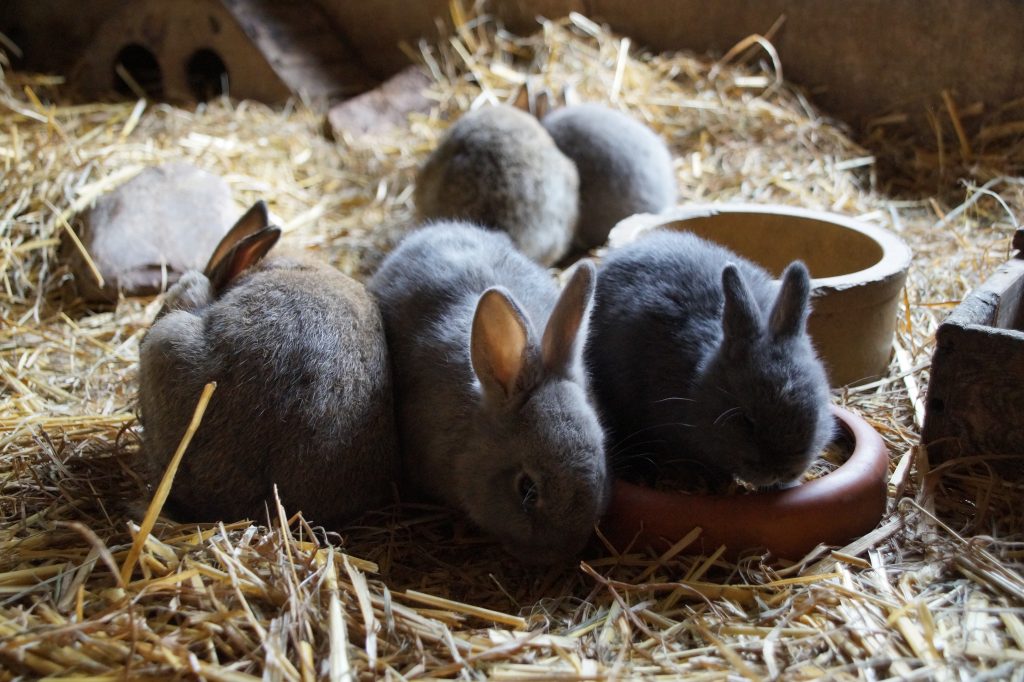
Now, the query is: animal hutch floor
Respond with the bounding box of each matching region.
[2,10,1024,681]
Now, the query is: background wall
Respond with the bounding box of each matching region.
[322,0,1024,129]
[3,0,1021,129]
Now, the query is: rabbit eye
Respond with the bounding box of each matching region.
[516,471,538,512]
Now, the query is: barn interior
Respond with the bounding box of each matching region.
[2,1,1024,678]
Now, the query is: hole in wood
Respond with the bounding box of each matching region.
[113,44,163,99]
[186,48,229,102]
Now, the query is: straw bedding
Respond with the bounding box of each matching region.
[2,5,1024,680]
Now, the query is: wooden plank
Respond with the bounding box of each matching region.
[922,255,1024,468]
[222,0,376,103]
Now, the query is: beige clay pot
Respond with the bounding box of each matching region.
[600,405,890,560]
[607,204,913,386]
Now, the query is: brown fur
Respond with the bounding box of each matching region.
[138,206,397,526]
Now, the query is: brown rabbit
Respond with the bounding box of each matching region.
[138,202,397,526]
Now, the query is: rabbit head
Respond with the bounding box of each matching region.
[459,261,608,563]
[689,261,835,488]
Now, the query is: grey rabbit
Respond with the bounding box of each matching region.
[368,222,608,564]
[414,104,579,266]
[542,103,677,250]
[138,201,397,526]
[586,230,834,489]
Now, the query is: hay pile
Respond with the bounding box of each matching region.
[3,7,1024,679]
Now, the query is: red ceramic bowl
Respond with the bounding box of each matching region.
[599,405,890,560]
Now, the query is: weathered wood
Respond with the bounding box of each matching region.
[68,0,293,103]
[23,0,374,105]
[221,0,375,104]
[922,255,1024,465]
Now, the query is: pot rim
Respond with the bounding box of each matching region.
[601,404,891,559]
[607,203,912,291]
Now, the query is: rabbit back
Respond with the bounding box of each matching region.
[371,223,558,342]
[542,104,676,250]
[139,255,397,525]
[414,105,579,266]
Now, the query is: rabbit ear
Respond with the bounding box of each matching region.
[472,287,535,402]
[206,227,281,293]
[205,201,270,274]
[721,264,762,342]
[204,201,280,292]
[541,259,595,375]
[769,261,811,339]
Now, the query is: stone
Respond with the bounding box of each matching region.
[65,162,238,302]
[326,66,432,138]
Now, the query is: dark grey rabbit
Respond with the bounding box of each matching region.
[586,230,834,489]
[414,104,579,266]
[138,201,397,526]
[542,103,677,250]
[368,222,608,564]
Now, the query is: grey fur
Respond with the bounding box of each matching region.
[369,222,608,564]
[542,104,677,250]
[139,253,397,526]
[586,230,834,489]
[414,105,579,266]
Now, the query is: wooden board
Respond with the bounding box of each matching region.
[922,249,1024,466]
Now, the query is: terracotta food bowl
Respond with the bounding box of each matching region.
[608,204,913,386]
[599,405,890,560]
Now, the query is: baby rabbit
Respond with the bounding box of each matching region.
[586,230,834,489]
[414,104,579,266]
[542,103,677,250]
[368,222,608,564]
[139,201,397,526]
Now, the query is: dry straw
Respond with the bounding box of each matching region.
[2,4,1024,679]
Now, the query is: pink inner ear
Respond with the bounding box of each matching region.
[226,233,275,282]
[473,290,529,397]
[488,314,527,391]
[206,227,280,293]
[204,201,269,275]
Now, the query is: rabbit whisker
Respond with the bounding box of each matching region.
[713,406,744,426]
[607,437,668,460]
[714,385,739,401]
[605,419,696,456]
